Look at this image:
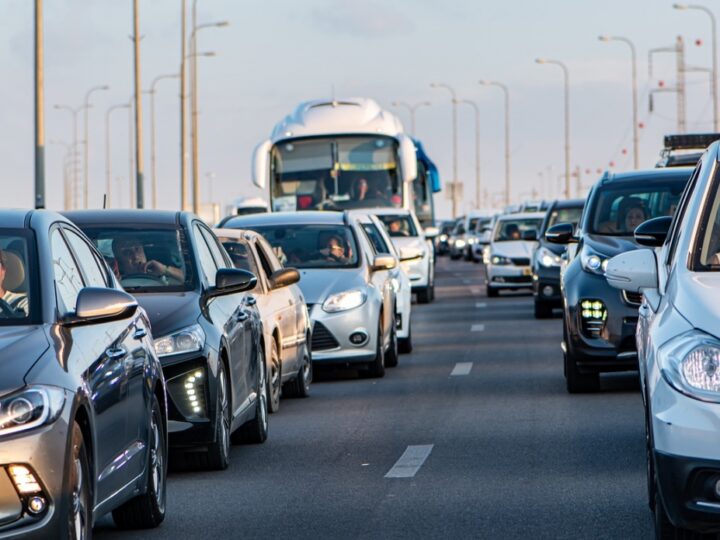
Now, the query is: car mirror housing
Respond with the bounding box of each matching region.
[65,287,138,326]
[545,223,577,245]
[208,268,257,299]
[423,226,440,239]
[634,216,673,247]
[372,255,397,272]
[399,247,423,262]
[269,268,300,289]
[605,249,658,293]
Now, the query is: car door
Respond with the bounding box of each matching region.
[357,222,394,345]
[51,227,136,504]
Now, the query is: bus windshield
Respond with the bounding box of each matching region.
[270,135,402,212]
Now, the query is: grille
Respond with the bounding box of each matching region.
[492,275,532,284]
[311,322,340,351]
[622,291,642,306]
[511,257,531,266]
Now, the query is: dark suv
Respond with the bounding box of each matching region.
[531,199,584,318]
[547,168,692,392]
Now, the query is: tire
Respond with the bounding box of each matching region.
[366,319,386,378]
[534,299,553,319]
[399,323,413,354]
[267,339,281,414]
[234,356,269,444]
[113,395,167,529]
[385,324,399,368]
[67,421,91,540]
[186,362,230,470]
[564,349,600,393]
[486,285,498,298]
[417,286,432,304]
[652,472,700,539]
[285,343,312,398]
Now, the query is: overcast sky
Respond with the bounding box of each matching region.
[1,0,717,219]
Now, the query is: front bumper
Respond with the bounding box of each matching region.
[533,265,562,305]
[309,303,380,365]
[401,259,429,289]
[487,263,533,289]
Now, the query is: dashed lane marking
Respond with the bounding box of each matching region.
[475,302,487,308]
[450,362,473,376]
[470,287,481,294]
[385,445,434,478]
[471,324,485,332]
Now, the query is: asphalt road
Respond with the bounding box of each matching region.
[96,257,652,539]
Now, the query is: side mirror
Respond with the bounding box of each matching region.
[398,134,418,183]
[522,229,538,241]
[399,247,423,262]
[208,268,257,299]
[605,249,658,292]
[269,267,300,289]
[251,139,272,189]
[372,255,397,272]
[423,226,440,239]
[545,223,577,245]
[634,216,673,247]
[65,287,138,326]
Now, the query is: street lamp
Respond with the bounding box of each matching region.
[105,103,130,208]
[673,3,718,131]
[391,100,431,136]
[54,104,86,209]
[599,36,639,169]
[457,99,481,209]
[83,84,109,209]
[536,58,571,199]
[430,82,459,217]
[147,74,180,209]
[479,80,511,205]
[34,0,45,209]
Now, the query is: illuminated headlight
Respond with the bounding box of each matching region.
[0,386,65,437]
[455,239,466,248]
[154,324,205,357]
[467,237,476,245]
[658,330,720,402]
[439,234,448,242]
[490,255,512,265]
[580,249,610,275]
[322,289,367,313]
[537,246,562,268]
[390,277,401,293]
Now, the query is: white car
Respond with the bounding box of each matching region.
[370,209,435,304]
[485,212,544,297]
[606,145,720,536]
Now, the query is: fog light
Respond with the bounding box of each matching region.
[349,331,368,346]
[184,370,206,417]
[579,299,607,338]
[8,465,42,495]
[27,496,46,515]
[542,286,554,297]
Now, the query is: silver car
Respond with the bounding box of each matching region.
[222,212,399,377]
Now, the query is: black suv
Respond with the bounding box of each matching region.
[547,168,691,392]
[531,199,584,318]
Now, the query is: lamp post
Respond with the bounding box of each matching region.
[479,80,511,205]
[34,0,45,209]
[673,3,718,131]
[105,103,130,208]
[147,74,180,209]
[83,84,109,208]
[599,36,639,169]
[390,100,431,136]
[180,0,188,211]
[54,104,86,209]
[457,99,481,209]
[132,0,145,209]
[536,58,571,199]
[128,98,135,207]
[430,82,459,217]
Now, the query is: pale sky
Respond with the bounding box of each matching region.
[1,0,716,219]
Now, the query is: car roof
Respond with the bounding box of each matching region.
[599,167,693,185]
[551,198,585,209]
[348,208,411,217]
[498,212,546,221]
[63,209,183,226]
[0,209,33,229]
[223,211,346,228]
[214,228,255,241]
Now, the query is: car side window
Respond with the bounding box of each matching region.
[199,226,230,270]
[50,229,85,314]
[192,225,218,286]
[254,241,276,278]
[362,223,389,254]
[666,164,701,268]
[63,229,109,288]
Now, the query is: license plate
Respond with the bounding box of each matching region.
[522,267,532,276]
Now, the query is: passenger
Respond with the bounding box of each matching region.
[0,250,27,317]
[352,177,385,202]
[505,223,521,240]
[112,237,184,281]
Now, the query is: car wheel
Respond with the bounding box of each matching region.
[366,319,386,378]
[67,421,91,540]
[534,299,553,319]
[189,362,230,470]
[399,322,413,354]
[234,355,269,444]
[113,395,167,529]
[486,285,498,298]
[267,339,281,413]
[564,349,599,393]
[417,286,432,304]
[385,323,399,368]
[286,343,312,398]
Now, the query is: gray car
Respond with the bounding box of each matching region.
[222,211,399,377]
[0,210,167,539]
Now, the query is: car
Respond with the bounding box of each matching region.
[605,145,720,535]
[470,214,497,263]
[347,211,414,353]
[655,132,720,168]
[65,210,268,471]
[435,220,456,256]
[368,208,435,304]
[448,217,467,260]
[484,212,545,297]
[0,210,167,538]
[222,211,399,377]
[531,199,585,318]
[214,228,312,413]
[461,211,493,261]
[546,168,692,393]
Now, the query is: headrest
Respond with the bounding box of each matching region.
[1,251,25,292]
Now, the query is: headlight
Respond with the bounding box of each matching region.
[580,248,610,275]
[439,234,448,242]
[455,239,466,248]
[658,330,720,403]
[467,237,476,245]
[537,246,562,268]
[154,323,206,357]
[0,386,65,437]
[490,254,512,265]
[322,289,367,313]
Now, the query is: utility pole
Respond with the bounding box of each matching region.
[649,37,688,133]
[430,83,459,217]
[34,0,45,209]
[133,0,145,208]
[180,0,189,210]
[148,74,180,209]
[458,99,481,209]
[536,59,570,199]
[479,81,511,204]
[106,103,130,208]
[83,85,109,208]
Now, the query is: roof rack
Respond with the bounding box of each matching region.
[663,133,720,151]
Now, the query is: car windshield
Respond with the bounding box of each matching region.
[475,218,492,233]
[588,182,685,236]
[547,207,583,230]
[494,218,542,241]
[249,224,359,268]
[376,215,417,237]
[80,227,195,293]
[0,233,33,323]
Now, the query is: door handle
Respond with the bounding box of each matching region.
[106,347,127,360]
[236,311,249,322]
[133,327,148,340]
[246,295,257,307]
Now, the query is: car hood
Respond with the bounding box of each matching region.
[490,240,537,258]
[297,269,368,305]
[584,234,638,258]
[135,291,200,338]
[538,239,566,256]
[674,274,720,337]
[0,326,50,390]
[391,236,427,254]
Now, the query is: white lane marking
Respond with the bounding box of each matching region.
[385,445,434,478]
[475,302,487,308]
[450,362,473,376]
[471,324,485,332]
[470,287,481,294]
[463,279,471,284]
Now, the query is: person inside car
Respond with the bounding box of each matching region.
[598,197,648,234]
[504,223,521,240]
[0,250,28,317]
[319,234,352,263]
[112,236,184,282]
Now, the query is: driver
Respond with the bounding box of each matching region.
[505,223,521,240]
[319,234,352,263]
[112,237,183,282]
[0,250,27,317]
